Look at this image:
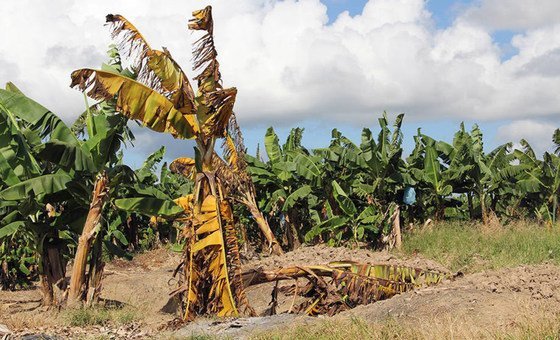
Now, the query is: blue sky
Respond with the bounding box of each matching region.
[232,0,529,162]
[1,0,559,168]
[122,0,557,167]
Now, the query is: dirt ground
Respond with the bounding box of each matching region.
[1,245,560,339]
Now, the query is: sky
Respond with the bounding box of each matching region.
[1,0,559,167]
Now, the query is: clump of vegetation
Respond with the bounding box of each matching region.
[246,120,560,252]
[63,306,139,327]
[402,221,560,272]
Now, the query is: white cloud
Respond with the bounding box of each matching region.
[462,0,560,31]
[496,119,557,155]
[0,0,559,134]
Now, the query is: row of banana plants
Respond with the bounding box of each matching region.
[246,115,560,250]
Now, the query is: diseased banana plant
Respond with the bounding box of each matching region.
[221,118,284,255]
[169,122,284,256]
[242,260,448,316]
[70,7,254,319]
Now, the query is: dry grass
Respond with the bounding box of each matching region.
[253,313,560,340]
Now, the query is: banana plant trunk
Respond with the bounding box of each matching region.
[180,140,253,320]
[480,191,488,224]
[67,172,109,306]
[434,196,445,221]
[467,192,474,220]
[392,206,402,250]
[39,240,67,306]
[553,195,558,226]
[0,260,7,289]
[85,229,105,306]
[285,211,301,250]
[242,192,283,255]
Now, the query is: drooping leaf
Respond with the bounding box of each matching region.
[0,173,72,201]
[331,180,357,216]
[264,127,282,164]
[114,197,183,217]
[0,89,77,144]
[170,157,196,179]
[34,140,95,172]
[105,14,196,114]
[282,185,312,212]
[136,146,165,183]
[70,69,198,139]
[0,221,24,239]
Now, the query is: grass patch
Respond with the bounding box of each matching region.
[253,315,560,340]
[63,305,139,327]
[401,221,560,272]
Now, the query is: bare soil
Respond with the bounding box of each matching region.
[1,246,560,339]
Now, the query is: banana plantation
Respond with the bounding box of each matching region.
[0,5,559,329]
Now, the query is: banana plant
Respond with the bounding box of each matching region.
[0,85,87,306]
[354,113,408,203]
[247,127,324,250]
[407,133,454,220]
[0,74,181,306]
[305,180,387,246]
[554,129,560,156]
[70,7,254,319]
[514,145,560,226]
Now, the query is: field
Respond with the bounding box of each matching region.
[2,222,560,339]
[1,4,560,340]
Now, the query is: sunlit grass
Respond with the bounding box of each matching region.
[62,305,139,327]
[253,315,560,340]
[401,220,560,272]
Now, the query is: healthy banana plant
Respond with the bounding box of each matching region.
[247,127,324,250]
[513,144,560,226]
[405,131,454,220]
[0,85,73,305]
[305,180,390,246]
[554,129,560,156]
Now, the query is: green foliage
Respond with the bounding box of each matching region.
[114,197,183,217]
[0,45,194,287]
[63,306,139,327]
[247,114,560,250]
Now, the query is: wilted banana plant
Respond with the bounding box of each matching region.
[242,261,448,316]
[70,6,254,319]
[170,117,284,255]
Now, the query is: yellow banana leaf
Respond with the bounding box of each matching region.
[106,14,196,114]
[174,195,193,213]
[170,157,196,179]
[199,88,237,138]
[189,6,213,32]
[70,69,198,139]
[223,134,239,171]
[328,261,448,286]
[184,194,247,318]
